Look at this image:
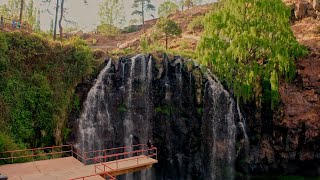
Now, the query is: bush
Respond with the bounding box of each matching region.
[123,25,139,33]
[188,16,204,31]
[97,24,121,36]
[0,32,94,148]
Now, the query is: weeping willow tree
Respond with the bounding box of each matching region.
[197,0,307,108]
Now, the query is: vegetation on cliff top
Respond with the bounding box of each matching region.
[0,32,94,151]
[197,0,307,108]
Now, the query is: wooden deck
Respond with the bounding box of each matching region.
[0,156,157,180]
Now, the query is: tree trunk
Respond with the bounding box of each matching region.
[165,33,168,49]
[53,0,59,40]
[59,0,64,40]
[19,0,24,23]
[142,0,145,25]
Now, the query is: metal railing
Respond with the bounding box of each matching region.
[0,145,73,164]
[70,144,157,180]
[0,144,157,180]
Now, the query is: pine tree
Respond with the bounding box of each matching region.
[131,0,155,25]
[197,0,307,108]
[156,18,182,49]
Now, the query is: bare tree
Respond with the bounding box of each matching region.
[53,0,59,40]
[19,0,24,22]
[59,0,64,40]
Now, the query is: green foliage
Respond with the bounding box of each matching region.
[118,103,127,113]
[0,0,38,29]
[156,18,182,49]
[155,105,172,116]
[197,0,307,109]
[188,15,204,31]
[97,24,121,36]
[123,25,139,33]
[158,1,179,18]
[140,35,149,53]
[132,0,155,24]
[99,0,125,27]
[0,32,93,148]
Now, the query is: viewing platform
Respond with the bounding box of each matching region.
[0,144,157,180]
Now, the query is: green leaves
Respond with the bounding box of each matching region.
[0,32,93,147]
[197,0,307,108]
[158,1,179,18]
[156,18,182,49]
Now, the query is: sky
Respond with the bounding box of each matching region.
[0,0,216,32]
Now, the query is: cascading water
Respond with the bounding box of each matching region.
[202,73,238,180]
[124,55,137,152]
[77,59,113,153]
[74,55,248,180]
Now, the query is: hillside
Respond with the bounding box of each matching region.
[83,4,214,53]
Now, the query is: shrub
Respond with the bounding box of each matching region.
[188,16,204,31]
[0,32,94,148]
[97,24,121,36]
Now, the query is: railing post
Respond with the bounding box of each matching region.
[32,149,34,161]
[104,150,106,163]
[71,145,74,157]
[116,155,118,169]
[84,152,86,165]
[11,152,13,164]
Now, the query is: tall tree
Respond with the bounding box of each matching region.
[197,0,307,108]
[19,0,24,22]
[59,0,64,40]
[131,0,155,25]
[53,0,59,40]
[99,0,125,26]
[158,1,179,18]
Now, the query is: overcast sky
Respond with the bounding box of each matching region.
[0,0,216,32]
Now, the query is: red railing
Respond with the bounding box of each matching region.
[69,144,157,180]
[0,145,73,163]
[0,144,157,180]
[94,146,157,172]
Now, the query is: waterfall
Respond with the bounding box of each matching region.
[74,55,246,180]
[203,74,237,180]
[77,59,113,153]
[237,102,250,159]
[124,55,139,151]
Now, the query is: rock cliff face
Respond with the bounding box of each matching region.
[69,53,319,179]
[69,54,249,180]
